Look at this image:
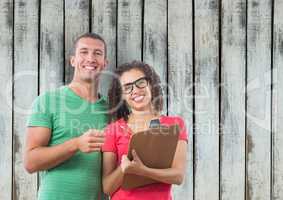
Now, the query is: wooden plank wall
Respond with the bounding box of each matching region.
[168,0,193,199]
[220,1,246,200]
[246,0,272,199]
[273,0,283,199]
[194,0,219,199]
[0,0,282,200]
[0,1,13,200]
[13,1,38,199]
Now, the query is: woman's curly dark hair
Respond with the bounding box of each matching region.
[108,60,163,122]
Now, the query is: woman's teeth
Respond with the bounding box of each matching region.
[133,95,144,102]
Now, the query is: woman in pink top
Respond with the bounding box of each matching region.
[102,61,188,200]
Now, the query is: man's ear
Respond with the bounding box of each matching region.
[70,56,75,67]
[103,59,109,69]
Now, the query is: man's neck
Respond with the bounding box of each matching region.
[68,80,99,102]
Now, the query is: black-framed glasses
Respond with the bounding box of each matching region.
[122,77,149,94]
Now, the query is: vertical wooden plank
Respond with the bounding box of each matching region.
[272,0,283,199]
[117,0,142,65]
[0,0,13,199]
[143,0,166,78]
[220,1,246,200]
[13,0,39,199]
[65,0,90,84]
[168,0,193,199]
[92,0,117,96]
[194,0,219,199]
[246,0,272,199]
[143,0,167,113]
[40,0,64,93]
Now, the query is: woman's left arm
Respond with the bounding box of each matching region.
[122,140,187,185]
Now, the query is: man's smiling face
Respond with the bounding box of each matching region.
[71,37,107,83]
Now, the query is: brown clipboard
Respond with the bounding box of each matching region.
[121,124,180,189]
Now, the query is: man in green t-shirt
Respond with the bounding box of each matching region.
[24,33,109,200]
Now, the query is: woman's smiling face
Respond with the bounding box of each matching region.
[119,69,152,112]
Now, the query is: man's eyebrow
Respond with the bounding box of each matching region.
[79,48,88,51]
[79,48,104,52]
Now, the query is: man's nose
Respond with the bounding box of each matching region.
[86,53,96,62]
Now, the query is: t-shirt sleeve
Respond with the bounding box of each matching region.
[175,117,188,142]
[27,94,52,129]
[102,123,117,153]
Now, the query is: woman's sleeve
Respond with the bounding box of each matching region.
[175,117,188,142]
[102,123,117,153]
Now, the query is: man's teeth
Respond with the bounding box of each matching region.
[85,66,96,70]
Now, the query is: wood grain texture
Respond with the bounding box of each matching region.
[167,0,193,199]
[40,0,64,93]
[0,0,13,199]
[13,1,39,199]
[194,0,219,199]
[220,1,246,200]
[1,0,282,199]
[272,0,283,199]
[143,0,167,114]
[92,0,117,96]
[65,0,90,84]
[246,0,272,199]
[117,0,142,65]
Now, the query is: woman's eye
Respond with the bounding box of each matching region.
[124,85,131,90]
[123,85,132,92]
[137,80,147,87]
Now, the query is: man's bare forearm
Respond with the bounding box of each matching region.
[24,138,78,173]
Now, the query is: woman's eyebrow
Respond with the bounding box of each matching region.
[123,82,133,86]
[122,77,146,86]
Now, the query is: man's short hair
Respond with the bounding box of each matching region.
[72,32,107,58]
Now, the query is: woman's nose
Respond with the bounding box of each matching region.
[131,84,142,94]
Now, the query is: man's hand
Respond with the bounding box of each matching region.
[76,129,105,153]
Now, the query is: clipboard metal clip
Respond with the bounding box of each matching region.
[149,119,160,128]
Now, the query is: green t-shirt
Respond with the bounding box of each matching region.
[27,86,108,200]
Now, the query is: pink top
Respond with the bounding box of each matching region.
[102,115,188,200]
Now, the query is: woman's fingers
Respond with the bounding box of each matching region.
[132,149,141,162]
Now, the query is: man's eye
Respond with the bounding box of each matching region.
[95,52,103,56]
[80,51,88,54]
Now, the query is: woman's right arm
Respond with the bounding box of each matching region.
[102,152,124,195]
